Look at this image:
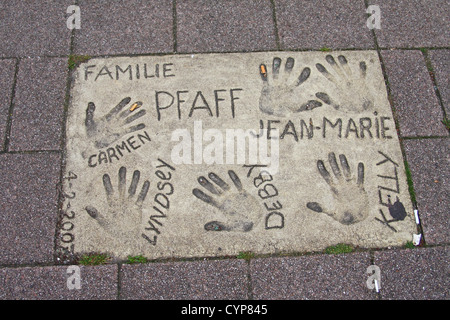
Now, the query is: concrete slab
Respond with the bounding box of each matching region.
[368,0,450,48]
[73,0,173,56]
[374,247,449,300]
[176,0,277,53]
[250,252,374,300]
[428,50,450,115]
[60,51,417,260]
[0,265,118,300]
[381,50,447,137]
[0,0,72,57]
[9,58,68,151]
[275,0,375,50]
[0,153,60,265]
[403,138,449,245]
[120,259,249,300]
[0,59,16,150]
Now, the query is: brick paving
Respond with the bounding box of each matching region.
[0,0,448,302]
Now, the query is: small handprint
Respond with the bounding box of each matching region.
[85,97,146,148]
[306,152,369,225]
[259,57,327,116]
[315,54,374,110]
[85,166,150,240]
[192,170,262,232]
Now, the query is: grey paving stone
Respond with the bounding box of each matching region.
[403,138,449,245]
[374,247,449,300]
[382,50,447,137]
[0,265,117,300]
[275,0,375,50]
[368,0,450,48]
[9,57,68,151]
[0,59,16,150]
[176,0,277,53]
[0,0,72,57]
[120,259,249,300]
[0,153,61,265]
[73,0,173,56]
[428,50,450,115]
[250,253,375,300]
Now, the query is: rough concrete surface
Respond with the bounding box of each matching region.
[250,252,375,300]
[120,259,249,300]
[9,58,68,151]
[0,153,61,265]
[373,247,449,299]
[61,51,416,260]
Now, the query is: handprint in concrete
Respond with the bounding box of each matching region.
[85,166,150,240]
[193,170,262,232]
[259,57,329,116]
[315,54,374,110]
[85,97,146,148]
[306,152,369,225]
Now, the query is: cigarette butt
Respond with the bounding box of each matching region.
[260,64,267,78]
[130,101,142,112]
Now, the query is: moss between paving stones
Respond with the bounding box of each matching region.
[78,253,111,265]
[324,243,354,254]
[68,55,91,70]
[126,255,148,264]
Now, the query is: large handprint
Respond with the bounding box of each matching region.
[315,54,374,110]
[85,97,146,148]
[192,170,262,232]
[259,57,330,116]
[306,152,369,225]
[85,166,150,241]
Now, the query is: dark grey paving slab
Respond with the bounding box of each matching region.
[0,153,61,265]
[0,59,16,150]
[9,58,68,151]
[73,0,173,56]
[382,50,447,137]
[0,265,117,300]
[250,253,375,300]
[0,0,72,57]
[403,138,449,245]
[120,259,249,300]
[368,0,450,48]
[428,50,450,115]
[374,247,449,300]
[176,0,277,53]
[275,0,375,50]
